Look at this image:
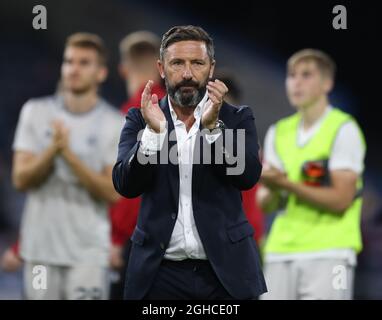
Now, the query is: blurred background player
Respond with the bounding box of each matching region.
[258,49,366,300]
[108,31,166,299]
[0,82,72,277]
[11,33,123,300]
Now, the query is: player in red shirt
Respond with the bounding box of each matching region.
[109,31,166,299]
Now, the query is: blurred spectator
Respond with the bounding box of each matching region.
[12,32,123,300]
[258,49,366,300]
[108,30,166,299]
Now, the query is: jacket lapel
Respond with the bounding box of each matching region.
[160,96,179,208]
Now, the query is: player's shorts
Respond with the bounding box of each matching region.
[260,258,354,300]
[23,261,109,300]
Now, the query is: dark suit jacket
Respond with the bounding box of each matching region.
[112,96,267,299]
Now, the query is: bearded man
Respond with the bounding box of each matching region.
[112,25,266,300]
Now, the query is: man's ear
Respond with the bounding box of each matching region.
[324,77,334,94]
[209,60,216,78]
[97,66,108,83]
[118,63,128,80]
[157,59,165,79]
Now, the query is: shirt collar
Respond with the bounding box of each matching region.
[168,90,209,123]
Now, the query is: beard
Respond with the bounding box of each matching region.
[166,77,208,108]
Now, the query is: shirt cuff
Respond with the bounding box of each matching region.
[204,131,222,144]
[139,126,167,155]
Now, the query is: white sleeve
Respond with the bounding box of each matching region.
[329,122,365,174]
[139,125,167,155]
[12,100,40,154]
[263,125,284,171]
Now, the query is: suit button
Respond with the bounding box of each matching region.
[160,242,165,250]
[171,213,176,220]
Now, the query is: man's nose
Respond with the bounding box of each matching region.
[182,64,193,79]
[66,65,77,75]
[295,74,305,85]
[290,76,301,89]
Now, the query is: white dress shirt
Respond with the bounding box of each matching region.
[139,92,221,260]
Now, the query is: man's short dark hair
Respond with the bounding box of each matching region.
[160,25,215,62]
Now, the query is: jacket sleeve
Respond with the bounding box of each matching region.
[203,106,262,190]
[112,108,159,198]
